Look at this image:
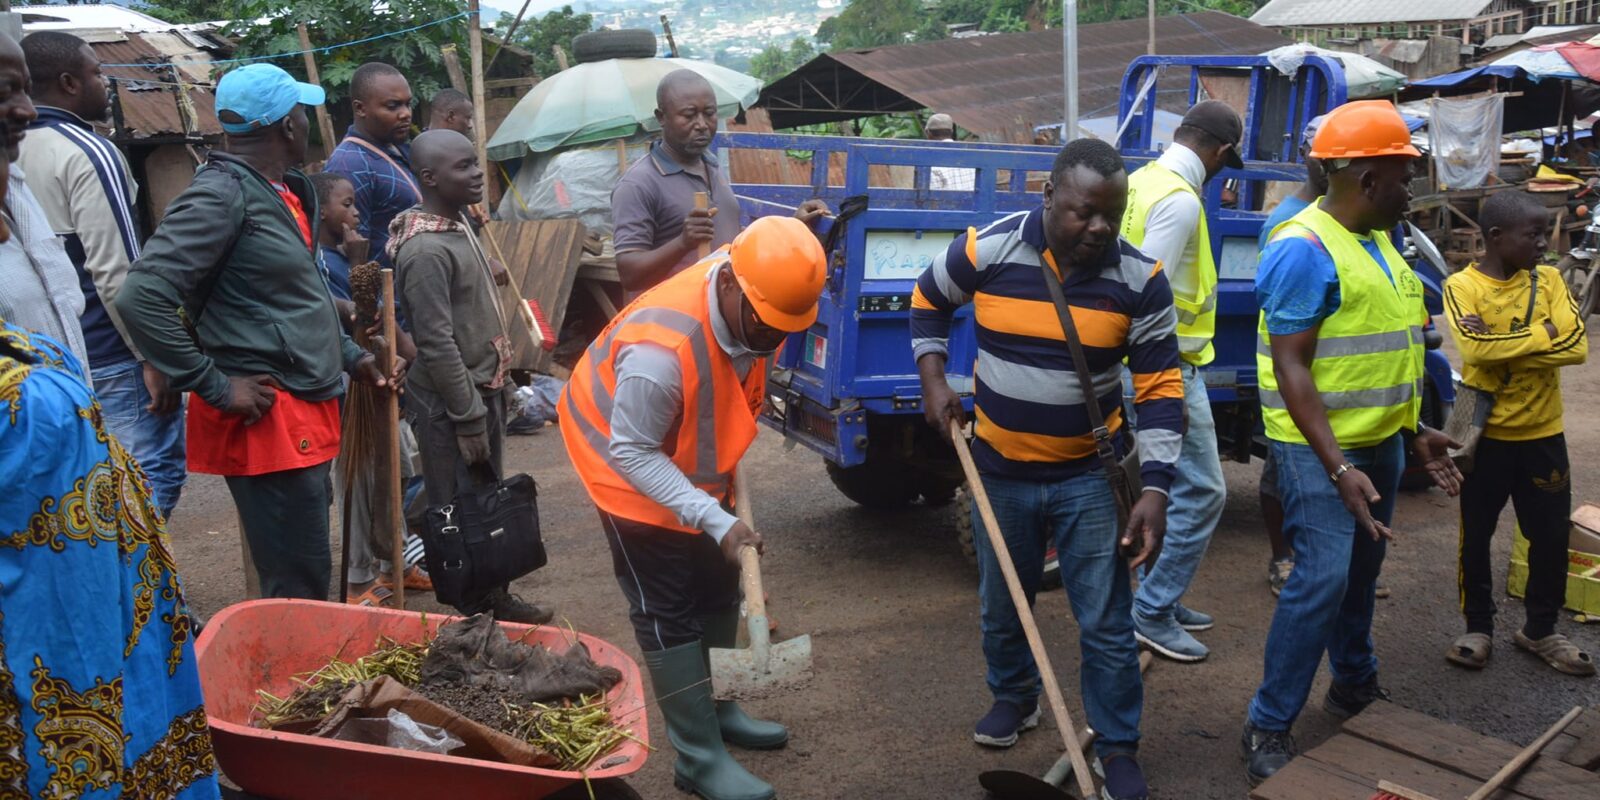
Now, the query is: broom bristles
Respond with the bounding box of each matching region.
[336,259,400,564]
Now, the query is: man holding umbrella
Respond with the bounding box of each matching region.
[612,69,829,299]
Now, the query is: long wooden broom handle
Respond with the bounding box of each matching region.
[951,418,1096,799]
[694,191,711,259]
[1467,705,1584,800]
[381,268,405,610]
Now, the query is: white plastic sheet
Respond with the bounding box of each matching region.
[496,139,653,235]
[1263,44,1407,99]
[1428,95,1505,190]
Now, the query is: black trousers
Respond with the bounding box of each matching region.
[600,510,741,652]
[226,461,333,600]
[1459,434,1571,639]
[408,381,509,614]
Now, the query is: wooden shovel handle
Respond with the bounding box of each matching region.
[732,469,765,621]
[951,419,1096,799]
[694,191,711,259]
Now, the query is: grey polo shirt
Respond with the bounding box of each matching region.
[611,141,742,289]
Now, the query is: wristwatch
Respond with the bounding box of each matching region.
[1329,463,1356,484]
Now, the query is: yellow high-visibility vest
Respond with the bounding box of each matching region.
[1256,203,1426,448]
[1121,162,1218,366]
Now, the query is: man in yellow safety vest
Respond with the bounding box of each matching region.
[1240,100,1461,785]
[1118,100,1242,663]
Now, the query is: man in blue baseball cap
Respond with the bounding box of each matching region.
[120,63,405,601]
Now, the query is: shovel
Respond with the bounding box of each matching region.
[980,652,1153,800]
[708,468,813,695]
[951,419,1098,800]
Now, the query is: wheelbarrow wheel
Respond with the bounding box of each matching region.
[546,778,645,800]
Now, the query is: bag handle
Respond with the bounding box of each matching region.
[1037,258,1139,512]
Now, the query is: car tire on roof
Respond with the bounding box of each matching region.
[572,29,659,64]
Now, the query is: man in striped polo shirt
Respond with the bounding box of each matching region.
[912,138,1184,800]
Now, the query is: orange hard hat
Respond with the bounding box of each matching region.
[728,216,827,333]
[1308,100,1421,160]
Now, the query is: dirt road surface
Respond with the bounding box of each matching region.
[178,351,1600,799]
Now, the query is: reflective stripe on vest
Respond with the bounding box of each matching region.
[1255,204,1426,448]
[559,259,764,532]
[1120,161,1218,367]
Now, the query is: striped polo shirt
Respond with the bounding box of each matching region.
[911,206,1185,491]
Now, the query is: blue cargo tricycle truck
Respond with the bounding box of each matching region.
[716,55,1455,569]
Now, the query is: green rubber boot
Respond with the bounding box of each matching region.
[645,641,775,800]
[701,612,790,750]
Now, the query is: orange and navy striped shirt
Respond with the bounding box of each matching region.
[911,207,1185,491]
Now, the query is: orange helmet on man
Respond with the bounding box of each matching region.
[728,216,827,333]
[1308,100,1420,161]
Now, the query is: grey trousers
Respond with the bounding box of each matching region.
[407,381,508,613]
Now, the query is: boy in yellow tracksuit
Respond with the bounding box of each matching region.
[1443,190,1592,676]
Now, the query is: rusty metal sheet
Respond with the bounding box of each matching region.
[95,35,222,140]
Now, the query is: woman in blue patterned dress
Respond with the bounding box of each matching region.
[0,319,218,799]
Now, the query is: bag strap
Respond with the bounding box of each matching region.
[343,136,423,199]
[1038,260,1123,475]
[1499,267,1541,388]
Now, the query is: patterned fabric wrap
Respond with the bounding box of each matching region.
[0,320,217,799]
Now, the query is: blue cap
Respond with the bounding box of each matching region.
[215,64,325,135]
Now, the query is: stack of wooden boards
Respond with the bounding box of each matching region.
[482,218,589,373]
[1252,703,1600,800]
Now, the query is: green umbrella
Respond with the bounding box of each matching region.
[486,57,762,161]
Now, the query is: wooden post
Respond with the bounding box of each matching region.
[1147,0,1155,55]
[297,23,339,156]
[381,269,405,610]
[661,14,679,57]
[553,44,570,71]
[441,44,468,93]
[694,191,710,258]
[486,0,532,75]
[467,0,494,219]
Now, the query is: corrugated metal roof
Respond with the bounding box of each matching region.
[1250,0,1501,27]
[94,35,222,140]
[757,12,1291,141]
[18,4,183,33]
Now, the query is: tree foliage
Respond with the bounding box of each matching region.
[748,37,817,85]
[495,6,596,80]
[817,0,1267,50]
[136,0,227,24]
[213,0,468,111]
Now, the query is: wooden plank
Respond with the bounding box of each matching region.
[486,218,586,373]
[1302,735,1540,800]
[1342,703,1600,799]
[1556,709,1600,770]
[1250,756,1378,800]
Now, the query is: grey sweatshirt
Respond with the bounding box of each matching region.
[393,222,508,435]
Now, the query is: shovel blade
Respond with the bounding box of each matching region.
[978,770,1077,800]
[708,634,813,696]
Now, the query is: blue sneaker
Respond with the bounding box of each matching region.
[1098,753,1149,800]
[972,700,1040,748]
[1134,611,1209,663]
[1174,604,1214,632]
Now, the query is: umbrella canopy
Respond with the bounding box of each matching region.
[487,57,762,161]
[1491,47,1584,81]
[1262,44,1407,99]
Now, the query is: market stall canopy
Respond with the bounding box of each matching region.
[1492,46,1585,81]
[1402,64,1600,133]
[1262,44,1406,99]
[486,57,762,161]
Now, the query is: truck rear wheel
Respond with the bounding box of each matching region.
[825,462,918,509]
[954,488,1061,588]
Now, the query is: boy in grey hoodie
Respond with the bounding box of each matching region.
[392,129,551,624]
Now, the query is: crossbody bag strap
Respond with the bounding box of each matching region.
[1499,267,1541,388]
[1038,261,1126,479]
[343,136,423,199]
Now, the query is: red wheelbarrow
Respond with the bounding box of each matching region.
[196,599,649,800]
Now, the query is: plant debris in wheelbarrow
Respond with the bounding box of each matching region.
[253,613,639,771]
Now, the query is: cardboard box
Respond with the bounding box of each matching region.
[1507,524,1600,619]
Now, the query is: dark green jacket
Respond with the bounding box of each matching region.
[119,153,365,409]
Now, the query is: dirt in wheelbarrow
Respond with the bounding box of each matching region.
[415,680,523,732]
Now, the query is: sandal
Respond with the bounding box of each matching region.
[347,583,396,608]
[1514,630,1597,676]
[381,564,434,593]
[1446,632,1492,669]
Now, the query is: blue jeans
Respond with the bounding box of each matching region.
[93,359,186,518]
[1247,434,1401,731]
[1133,363,1224,620]
[973,469,1141,757]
